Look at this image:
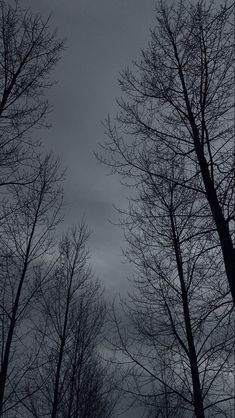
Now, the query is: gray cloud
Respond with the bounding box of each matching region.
[21,0,156,301]
[19,3,156,415]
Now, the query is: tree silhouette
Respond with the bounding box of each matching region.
[22,226,115,418]
[100,1,235,416]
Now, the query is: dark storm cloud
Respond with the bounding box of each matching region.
[20,0,156,299]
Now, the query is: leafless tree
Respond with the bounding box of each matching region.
[100,0,235,302]
[107,162,234,417]
[0,153,63,416]
[0,4,118,417]
[0,0,64,188]
[22,225,116,418]
[99,2,235,413]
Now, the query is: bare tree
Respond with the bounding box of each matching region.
[107,162,234,417]
[98,2,235,413]
[0,4,117,417]
[0,0,64,188]
[22,225,116,418]
[0,153,63,416]
[100,0,235,302]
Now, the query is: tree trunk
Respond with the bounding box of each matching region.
[177,58,235,304]
[193,135,235,303]
[171,214,205,418]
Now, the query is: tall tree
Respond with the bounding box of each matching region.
[0,3,64,411]
[99,1,235,415]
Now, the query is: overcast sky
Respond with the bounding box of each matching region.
[20,0,156,302]
[20,2,157,416]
